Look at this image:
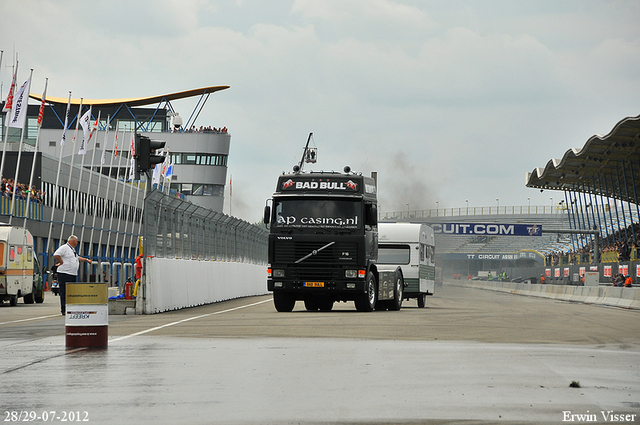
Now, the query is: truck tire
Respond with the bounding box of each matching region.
[317,298,334,312]
[35,287,44,303]
[417,293,427,308]
[9,295,18,306]
[273,291,295,312]
[23,292,35,304]
[355,272,377,312]
[388,270,404,311]
[304,297,319,311]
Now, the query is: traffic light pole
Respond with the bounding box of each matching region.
[140,169,153,314]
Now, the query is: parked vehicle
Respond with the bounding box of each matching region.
[378,222,436,308]
[0,225,44,306]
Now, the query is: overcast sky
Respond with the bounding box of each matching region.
[1,0,639,222]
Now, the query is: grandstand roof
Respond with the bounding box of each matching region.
[29,85,230,107]
[526,114,640,203]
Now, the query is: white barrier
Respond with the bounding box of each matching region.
[460,280,639,310]
[141,258,268,314]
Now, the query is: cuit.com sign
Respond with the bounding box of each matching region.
[431,223,542,236]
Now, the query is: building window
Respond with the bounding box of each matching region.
[170,183,224,197]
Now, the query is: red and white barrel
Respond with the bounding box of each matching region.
[65,283,108,348]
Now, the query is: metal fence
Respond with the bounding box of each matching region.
[380,205,564,221]
[143,190,268,263]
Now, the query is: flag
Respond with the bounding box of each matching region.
[100,116,110,165]
[114,129,119,157]
[165,159,174,179]
[229,175,232,196]
[8,76,31,129]
[152,155,162,186]
[87,112,99,143]
[60,93,71,146]
[130,132,136,156]
[37,79,48,127]
[78,107,92,154]
[128,156,136,181]
[3,65,17,113]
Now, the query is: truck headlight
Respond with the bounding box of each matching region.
[345,270,366,278]
[273,269,285,278]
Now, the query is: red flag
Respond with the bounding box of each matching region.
[37,79,48,127]
[3,64,17,113]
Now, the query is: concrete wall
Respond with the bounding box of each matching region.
[141,258,268,314]
[456,280,640,310]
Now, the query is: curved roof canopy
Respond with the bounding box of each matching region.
[29,85,230,107]
[526,114,640,204]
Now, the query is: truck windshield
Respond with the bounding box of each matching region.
[273,198,362,231]
[378,244,411,265]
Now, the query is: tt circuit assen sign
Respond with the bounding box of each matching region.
[431,223,542,236]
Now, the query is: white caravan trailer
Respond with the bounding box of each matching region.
[378,223,436,308]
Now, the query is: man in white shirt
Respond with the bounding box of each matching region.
[53,235,92,315]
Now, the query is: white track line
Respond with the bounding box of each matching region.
[0,314,61,326]
[109,298,272,343]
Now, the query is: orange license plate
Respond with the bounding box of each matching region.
[304,282,324,287]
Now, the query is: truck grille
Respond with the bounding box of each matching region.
[274,241,358,265]
[291,268,342,281]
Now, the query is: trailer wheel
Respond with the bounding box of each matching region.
[388,271,404,311]
[417,293,427,308]
[355,272,377,312]
[273,291,295,312]
[9,295,18,307]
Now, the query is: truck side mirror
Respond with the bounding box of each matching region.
[366,204,378,226]
[263,205,271,225]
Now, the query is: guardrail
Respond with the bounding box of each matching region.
[380,205,563,220]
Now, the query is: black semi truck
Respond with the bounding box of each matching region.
[263,167,404,312]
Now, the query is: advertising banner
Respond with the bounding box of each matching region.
[430,223,542,236]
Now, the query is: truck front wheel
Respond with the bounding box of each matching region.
[417,293,427,308]
[355,272,377,312]
[273,291,296,312]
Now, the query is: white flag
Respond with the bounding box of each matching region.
[128,155,136,181]
[60,93,71,146]
[152,156,162,186]
[7,76,31,129]
[78,107,92,154]
[100,116,110,165]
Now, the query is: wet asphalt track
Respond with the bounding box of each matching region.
[1,282,639,424]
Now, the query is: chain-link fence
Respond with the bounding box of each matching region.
[143,189,268,263]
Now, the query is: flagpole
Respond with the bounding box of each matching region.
[127,169,143,269]
[89,114,110,269]
[71,106,92,238]
[101,123,119,271]
[120,139,137,271]
[23,77,47,228]
[113,129,132,289]
[79,110,100,247]
[0,60,17,184]
[8,69,34,225]
[105,125,125,270]
[46,91,72,257]
[59,98,84,242]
